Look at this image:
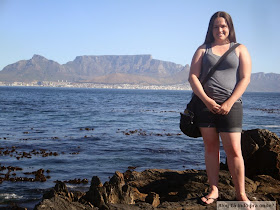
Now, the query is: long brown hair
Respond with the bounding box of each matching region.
[204,11,236,44]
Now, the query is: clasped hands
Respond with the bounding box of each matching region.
[206,99,233,115]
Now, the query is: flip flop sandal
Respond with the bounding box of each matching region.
[200,196,218,205]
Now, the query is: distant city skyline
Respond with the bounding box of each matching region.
[0,0,279,74]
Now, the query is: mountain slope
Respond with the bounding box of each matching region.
[0,55,74,82]
[0,54,184,83]
[246,73,280,92]
[0,54,279,92]
[64,55,184,78]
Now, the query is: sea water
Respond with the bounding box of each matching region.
[0,87,279,209]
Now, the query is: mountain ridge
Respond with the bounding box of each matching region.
[0,54,188,84]
[0,54,279,92]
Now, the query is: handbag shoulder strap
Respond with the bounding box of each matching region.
[201,43,240,86]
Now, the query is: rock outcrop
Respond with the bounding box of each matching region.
[34,129,280,209]
[34,181,96,210]
[35,169,280,210]
[241,129,280,180]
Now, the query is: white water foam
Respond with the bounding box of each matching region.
[0,193,23,200]
[264,125,280,128]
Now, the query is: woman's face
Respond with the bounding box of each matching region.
[212,17,230,43]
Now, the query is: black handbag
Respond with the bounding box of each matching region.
[180,43,240,138]
[180,94,201,137]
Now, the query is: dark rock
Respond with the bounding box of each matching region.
[254,175,280,195]
[127,166,137,170]
[59,178,89,184]
[36,181,94,210]
[35,193,97,210]
[91,176,103,188]
[241,129,280,180]
[34,129,280,209]
[145,192,160,207]
[34,169,47,182]
[54,181,69,194]
[34,168,280,209]
[84,176,107,208]
[43,181,68,200]
[83,171,143,208]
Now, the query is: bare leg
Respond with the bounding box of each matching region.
[200,127,220,204]
[220,132,249,201]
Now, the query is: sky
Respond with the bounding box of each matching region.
[0,0,279,74]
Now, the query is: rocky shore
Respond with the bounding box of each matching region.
[5,129,280,209]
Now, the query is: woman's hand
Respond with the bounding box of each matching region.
[205,98,234,115]
[216,101,234,115]
[204,98,221,114]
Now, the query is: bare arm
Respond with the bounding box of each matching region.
[216,44,252,115]
[188,45,221,113]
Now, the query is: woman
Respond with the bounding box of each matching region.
[188,11,251,205]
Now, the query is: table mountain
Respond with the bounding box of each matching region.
[0,54,188,85]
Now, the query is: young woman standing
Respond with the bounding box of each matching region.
[188,11,252,205]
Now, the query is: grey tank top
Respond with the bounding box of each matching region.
[200,42,241,104]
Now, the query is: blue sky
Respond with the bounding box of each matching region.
[0,0,279,73]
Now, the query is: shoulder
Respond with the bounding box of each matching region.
[197,44,207,51]
[194,44,207,57]
[235,43,250,58]
[190,44,208,72]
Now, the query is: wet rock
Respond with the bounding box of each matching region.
[0,166,50,183]
[34,169,47,182]
[7,166,23,171]
[57,178,89,184]
[252,108,280,114]
[128,166,137,171]
[70,152,80,155]
[80,127,95,131]
[0,146,60,160]
[119,129,183,137]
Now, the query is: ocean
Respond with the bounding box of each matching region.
[0,87,279,209]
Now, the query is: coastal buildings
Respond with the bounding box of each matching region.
[0,81,191,91]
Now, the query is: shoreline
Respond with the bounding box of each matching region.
[0,82,191,91]
[1,83,280,93]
